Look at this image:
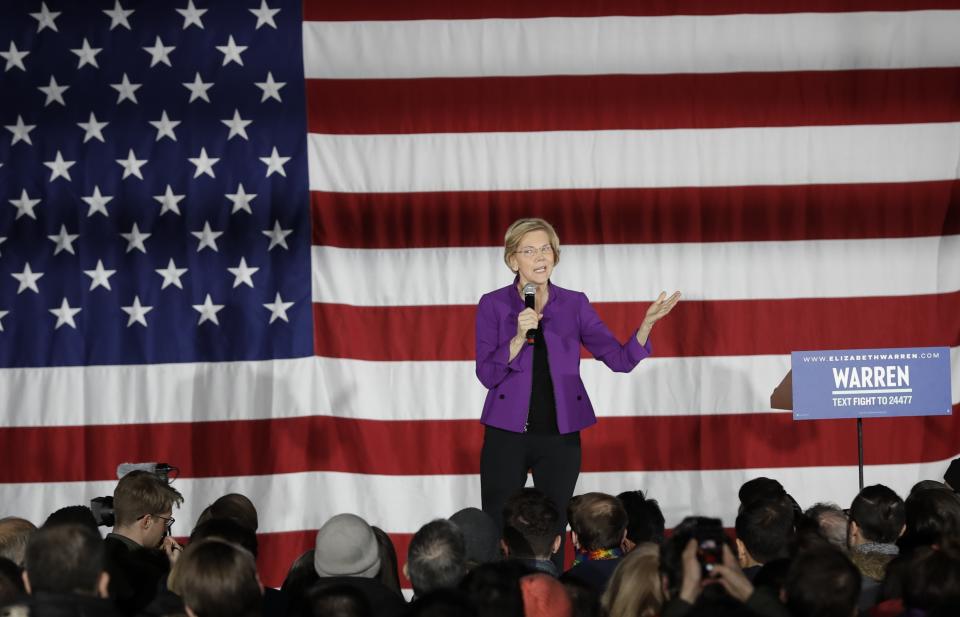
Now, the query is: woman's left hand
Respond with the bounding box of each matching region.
[643,291,681,328]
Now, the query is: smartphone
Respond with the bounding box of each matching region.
[693,518,725,577]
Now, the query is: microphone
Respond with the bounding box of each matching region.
[523,283,537,345]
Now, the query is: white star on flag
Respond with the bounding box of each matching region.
[71,38,102,69]
[143,36,175,67]
[116,149,147,180]
[260,147,290,177]
[84,260,116,291]
[82,186,113,217]
[103,0,134,30]
[154,185,186,215]
[149,111,180,142]
[48,224,79,255]
[263,220,292,250]
[1,41,29,72]
[250,0,280,29]
[193,294,224,325]
[228,257,259,288]
[216,35,247,66]
[255,71,285,102]
[0,310,8,332]
[188,148,219,178]
[121,296,154,328]
[5,115,35,145]
[111,73,142,104]
[38,76,69,107]
[0,237,6,257]
[78,112,108,143]
[155,259,188,290]
[9,189,41,220]
[30,2,61,32]
[183,73,213,103]
[177,0,207,30]
[43,150,75,182]
[263,292,294,323]
[121,223,151,253]
[12,263,44,294]
[221,109,251,140]
[192,222,223,252]
[49,298,81,330]
[226,183,256,214]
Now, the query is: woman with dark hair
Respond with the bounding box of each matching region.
[475,217,679,560]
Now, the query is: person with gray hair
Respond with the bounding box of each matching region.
[405,519,467,598]
[0,517,36,566]
[803,503,849,552]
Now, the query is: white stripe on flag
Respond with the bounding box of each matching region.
[4,350,958,427]
[306,124,960,193]
[5,458,954,535]
[311,236,960,306]
[302,12,960,78]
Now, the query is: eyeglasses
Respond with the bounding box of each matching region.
[515,245,554,258]
[139,513,175,529]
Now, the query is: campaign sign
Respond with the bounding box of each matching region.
[792,347,952,420]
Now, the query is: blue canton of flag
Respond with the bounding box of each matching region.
[0,0,312,367]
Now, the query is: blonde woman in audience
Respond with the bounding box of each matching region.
[601,542,664,617]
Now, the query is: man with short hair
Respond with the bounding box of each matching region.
[108,470,184,556]
[0,517,36,566]
[11,523,120,616]
[734,497,794,579]
[803,503,849,552]
[847,484,904,582]
[406,518,468,597]
[563,492,627,592]
[501,488,563,576]
[176,539,263,617]
[617,490,666,549]
[784,547,861,617]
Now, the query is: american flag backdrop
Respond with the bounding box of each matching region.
[1,0,959,588]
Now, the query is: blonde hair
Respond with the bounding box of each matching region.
[601,543,664,617]
[503,218,561,271]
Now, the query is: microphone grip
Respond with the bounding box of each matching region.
[524,290,537,345]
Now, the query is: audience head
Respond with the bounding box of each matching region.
[449,507,500,568]
[735,496,794,566]
[848,484,905,547]
[112,470,184,548]
[23,523,109,598]
[176,539,262,617]
[902,487,960,551]
[460,560,527,617]
[900,546,960,613]
[42,506,100,537]
[190,516,258,557]
[601,543,663,617]
[302,583,373,617]
[281,550,319,617]
[802,503,848,552]
[567,492,627,552]
[910,480,953,496]
[501,488,561,560]
[520,573,572,617]
[0,517,36,566]
[738,477,787,511]
[371,525,402,595]
[0,557,24,606]
[195,493,258,532]
[944,458,960,491]
[407,588,478,617]
[784,546,860,617]
[407,518,467,596]
[313,513,380,579]
[616,490,666,549]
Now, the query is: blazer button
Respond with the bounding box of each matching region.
[499,394,505,399]
[576,395,582,401]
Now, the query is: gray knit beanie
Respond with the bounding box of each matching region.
[314,513,381,578]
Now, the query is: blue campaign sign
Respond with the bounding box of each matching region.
[792,347,952,420]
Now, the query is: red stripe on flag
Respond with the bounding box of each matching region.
[303,0,960,20]
[312,294,960,361]
[1,412,956,483]
[306,69,960,134]
[310,181,960,248]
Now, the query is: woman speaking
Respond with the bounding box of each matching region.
[475,218,680,555]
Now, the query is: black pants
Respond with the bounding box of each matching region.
[480,426,581,570]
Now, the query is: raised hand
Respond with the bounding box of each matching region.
[637,290,681,345]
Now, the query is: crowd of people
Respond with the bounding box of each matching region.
[1,460,959,617]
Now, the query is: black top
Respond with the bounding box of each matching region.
[526,322,558,434]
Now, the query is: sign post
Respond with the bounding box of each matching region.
[791,346,952,490]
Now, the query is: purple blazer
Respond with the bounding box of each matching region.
[475,281,651,434]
